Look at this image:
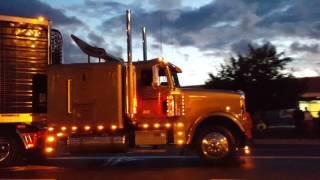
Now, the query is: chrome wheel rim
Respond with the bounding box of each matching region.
[201,132,230,159]
[0,138,10,162]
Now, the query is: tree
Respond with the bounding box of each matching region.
[206,43,304,112]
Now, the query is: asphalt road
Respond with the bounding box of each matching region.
[1,145,320,180]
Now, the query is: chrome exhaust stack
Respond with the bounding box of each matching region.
[126,9,132,65]
[126,9,135,119]
[142,27,147,61]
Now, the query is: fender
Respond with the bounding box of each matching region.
[186,111,245,144]
[0,123,42,150]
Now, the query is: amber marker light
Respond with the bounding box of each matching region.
[177,131,184,136]
[177,122,184,128]
[177,140,184,144]
[143,123,149,129]
[61,126,67,131]
[154,123,160,128]
[57,132,63,137]
[97,125,104,131]
[48,127,54,132]
[45,147,54,154]
[111,125,117,130]
[165,123,171,128]
[84,125,91,131]
[71,126,78,131]
[244,145,251,155]
[46,136,55,143]
[27,144,35,149]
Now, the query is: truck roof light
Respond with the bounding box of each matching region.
[57,132,64,137]
[48,127,54,132]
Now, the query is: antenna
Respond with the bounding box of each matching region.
[159,12,163,56]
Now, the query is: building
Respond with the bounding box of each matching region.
[298,77,320,118]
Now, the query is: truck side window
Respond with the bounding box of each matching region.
[158,68,168,86]
[141,70,152,86]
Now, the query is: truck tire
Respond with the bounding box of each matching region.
[196,126,236,164]
[0,135,23,167]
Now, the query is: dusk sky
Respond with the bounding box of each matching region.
[1,0,320,85]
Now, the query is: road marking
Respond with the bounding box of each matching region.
[50,155,198,160]
[0,179,55,180]
[50,155,320,160]
[0,165,60,172]
[253,139,320,145]
[241,156,320,160]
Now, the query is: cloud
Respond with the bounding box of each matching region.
[99,0,252,51]
[62,33,87,63]
[257,0,320,39]
[87,32,105,47]
[290,42,320,54]
[231,40,253,54]
[147,0,182,10]
[97,0,320,54]
[68,0,129,17]
[0,0,83,27]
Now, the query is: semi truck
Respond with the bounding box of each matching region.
[0,11,252,167]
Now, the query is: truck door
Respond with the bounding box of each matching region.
[137,65,172,121]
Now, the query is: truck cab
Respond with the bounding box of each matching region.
[133,58,252,161]
[45,56,251,163]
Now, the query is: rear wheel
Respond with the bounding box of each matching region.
[196,126,236,164]
[0,136,23,167]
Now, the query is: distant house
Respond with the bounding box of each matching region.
[297,77,320,118]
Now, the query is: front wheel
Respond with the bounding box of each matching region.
[196,126,237,164]
[0,136,23,167]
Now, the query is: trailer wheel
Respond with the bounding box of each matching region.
[0,135,23,167]
[196,126,236,164]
